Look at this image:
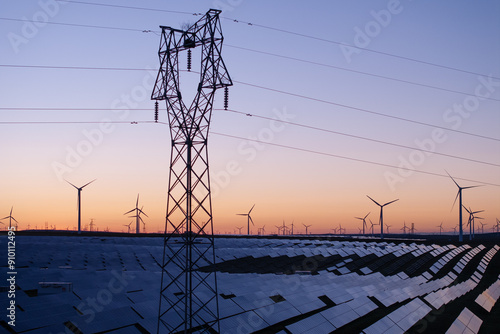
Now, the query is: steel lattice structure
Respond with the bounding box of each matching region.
[151,9,232,334]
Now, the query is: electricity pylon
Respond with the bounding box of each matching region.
[151,9,232,334]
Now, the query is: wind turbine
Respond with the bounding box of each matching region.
[303,223,311,235]
[410,223,417,235]
[289,221,294,235]
[479,221,487,234]
[258,225,266,235]
[452,225,458,234]
[437,222,444,235]
[66,179,96,234]
[236,226,243,235]
[123,222,132,233]
[401,221,408,234]
[275,225,282,235]
[367,195,399,240]
[281,220,287,236]
[463,206,483,241]
[331,227,338,234]
[1,207,19,229]
[237,204,255,235]
[338,223,345,235]
[355,212,370,235]
[124,194,148,234]
[385,224,392,234]
[89,218,95,232]
[370,219,378,236]
[446,171,479,242]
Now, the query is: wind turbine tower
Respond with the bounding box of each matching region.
[447,171,479,242]
[151,9,232,333]
[367,195,398,240]
[355,212,370,235]
[437,222,443,235]
[1,207,19,230]
[124,194,148,234]
[303,224,312,235]
[237,204,255,235]
[66,179,95,234]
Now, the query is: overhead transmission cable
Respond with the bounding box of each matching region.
[3,118,497,187]
[24,0,500,80]
[1,5,497,81]
[0,63,498,142]
[1,108,499,168]
[222,17,500,81]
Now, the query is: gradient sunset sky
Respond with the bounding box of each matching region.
[1,0,499,234]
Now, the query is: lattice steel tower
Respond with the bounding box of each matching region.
[151,9,232,334]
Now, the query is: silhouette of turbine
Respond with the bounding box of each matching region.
[237,204,255,235]
[124,194,148,234]
[66,179,95,234]
[367,195,398,240]
[1,207,19,229]
[303,224,312,235]
[446,171,479,242]
[355,212,370,235]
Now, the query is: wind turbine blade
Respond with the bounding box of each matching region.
[366,195,381,207]
[81,179,96,189]
[136,193,139,207]
[248,204,255,214]
[236,214,247,216]
[10,207,13,215]
[445,170,460,188]
[472,210,484,214]
[65,180,78,189]
[383,199,399,206]
[451,191,460,210]
[462,205,471,214]
[355,217,363,220]
[124,209,135,215]
[11,217,19,223]
[364,212,370,219]
[462,185,480,190]
[1,216,9,220]
[249,216,254,225]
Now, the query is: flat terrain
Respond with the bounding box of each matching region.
[1,232,499,333]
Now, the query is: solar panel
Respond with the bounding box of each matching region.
[446,307,482,334]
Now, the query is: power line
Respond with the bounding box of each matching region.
[2,106,499,167]
[215,108,500,168]
[1,119,499,187]
[1,70,499,143]
[0,64,155,71]
[223,17,500,81]
[225,45,500,103]
[1,62,498,141]
[56,0,201,16]
[0,17,157,33]
[210,132,500,188]
[2,3,497,83]
[234,80,500,143]
[6,58,499,106]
